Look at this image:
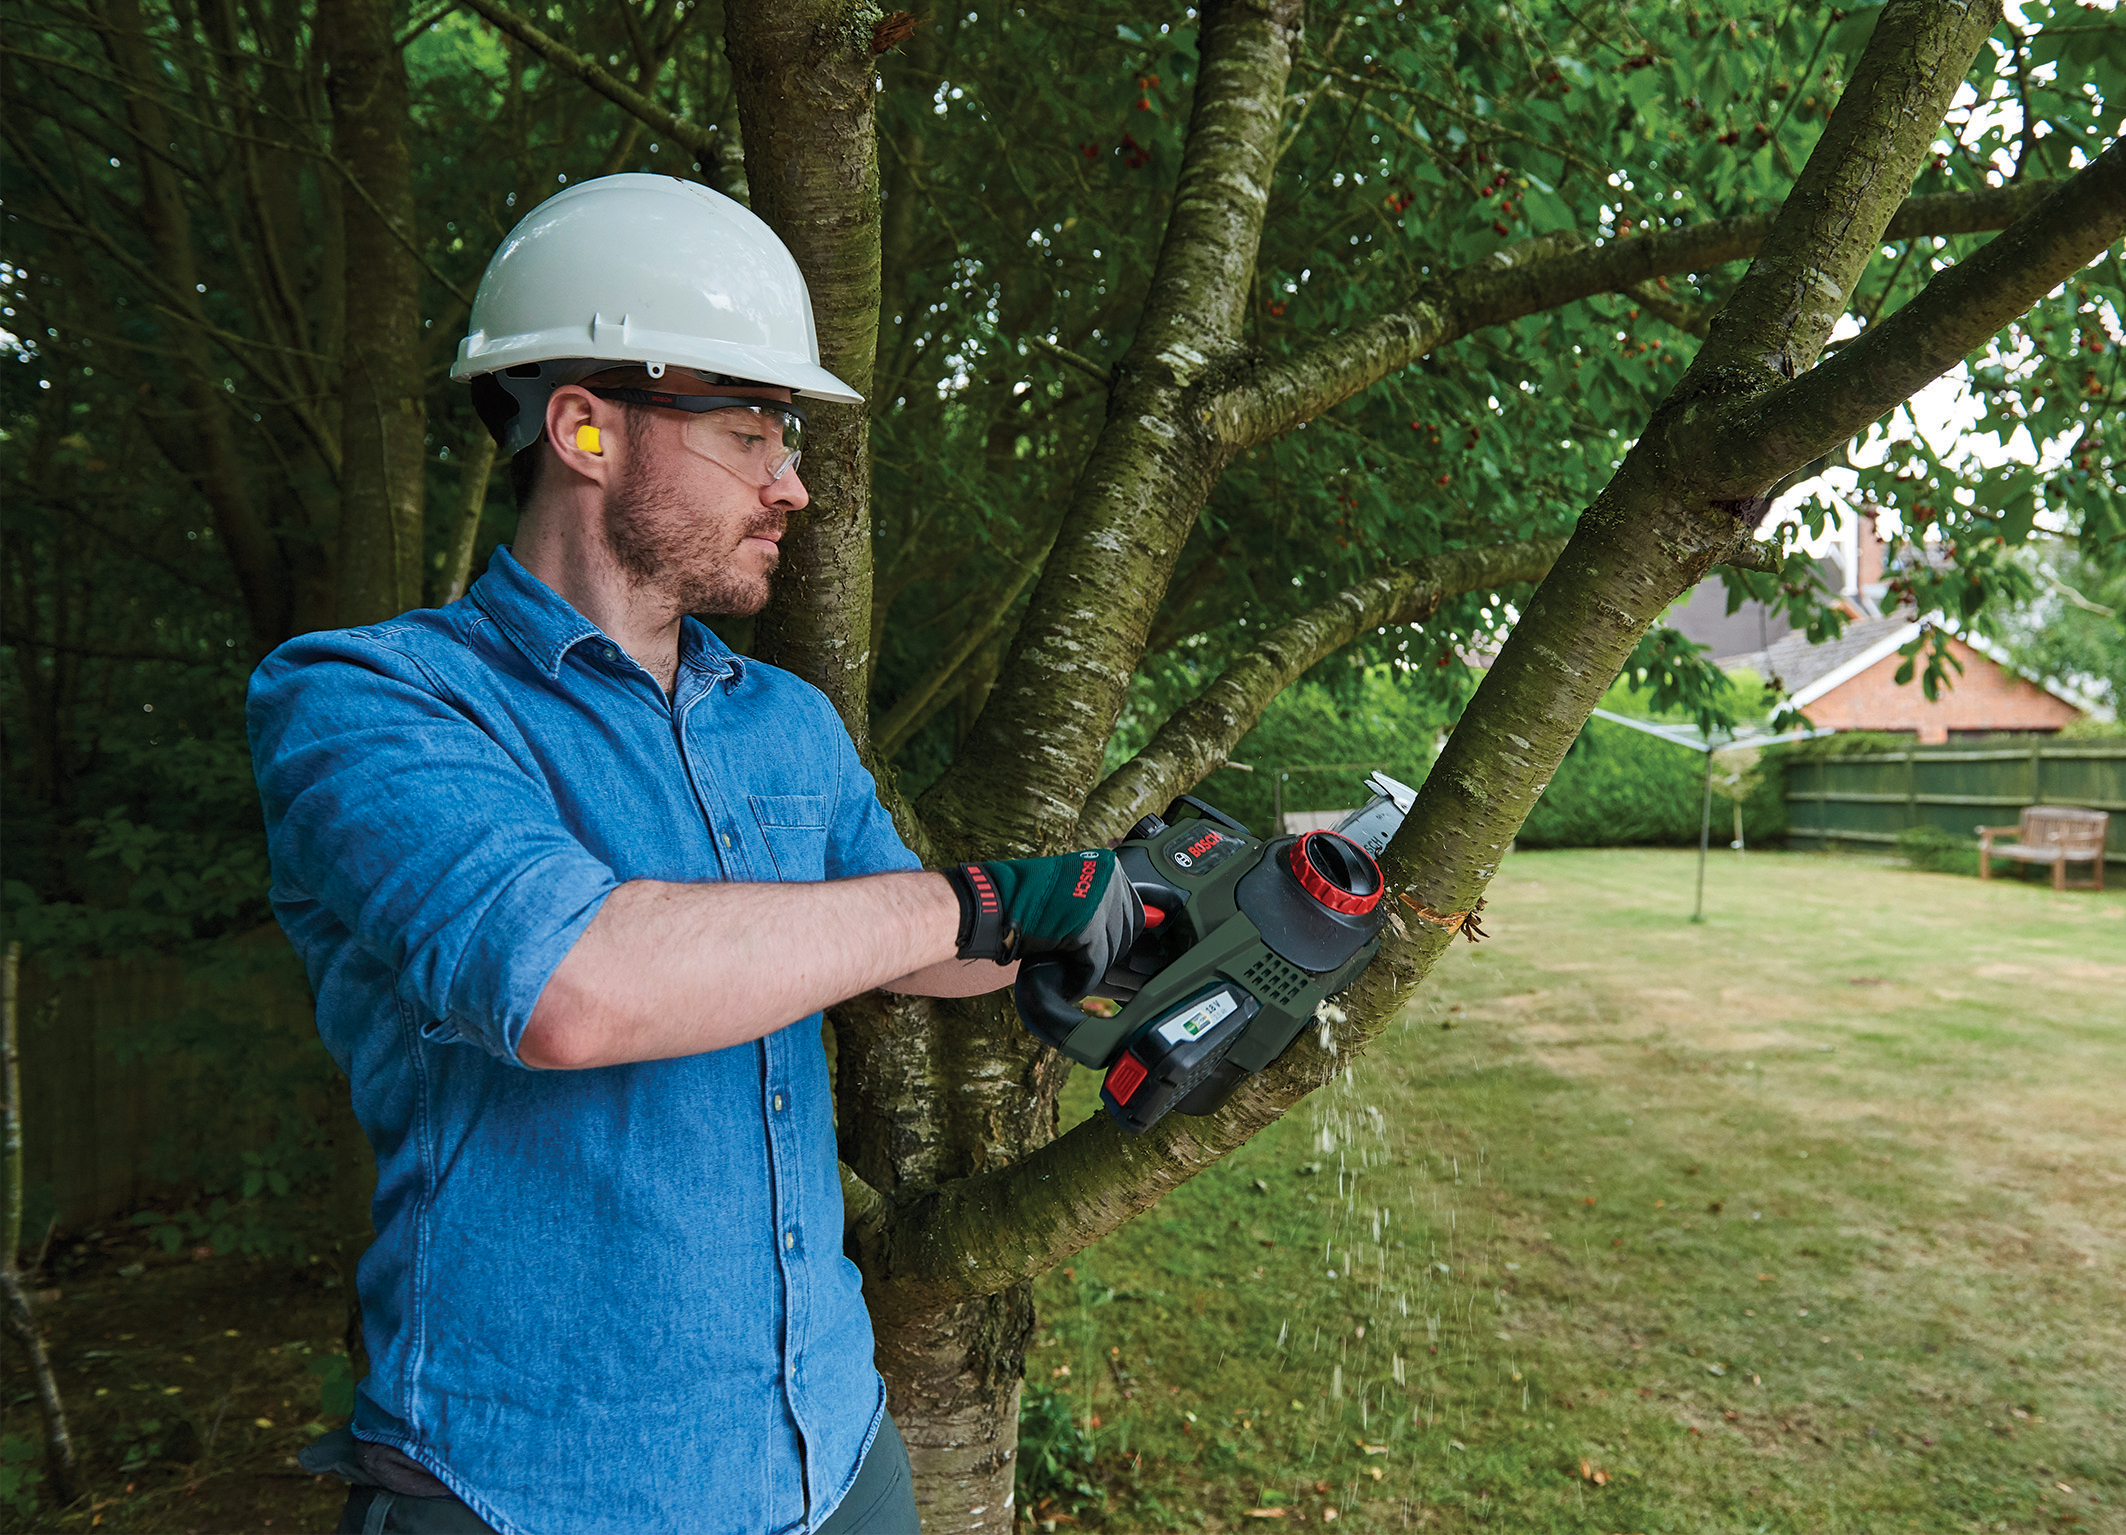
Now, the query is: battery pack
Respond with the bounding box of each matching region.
[1100,982,1261,1134]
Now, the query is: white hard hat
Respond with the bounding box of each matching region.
[452,173,861,456]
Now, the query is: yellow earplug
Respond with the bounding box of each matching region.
[575,424,603,454]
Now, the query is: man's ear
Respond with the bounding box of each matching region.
[547,386,615,483]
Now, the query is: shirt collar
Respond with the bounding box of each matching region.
[471,546,744,686]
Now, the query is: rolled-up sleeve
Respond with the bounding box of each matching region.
[248,631,617,1065]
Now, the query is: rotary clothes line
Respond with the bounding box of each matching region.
[1584,709,1835,922]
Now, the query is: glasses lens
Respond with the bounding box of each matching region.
[680,405,803,486]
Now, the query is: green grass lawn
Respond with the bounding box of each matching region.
[1025,848,2126,1534]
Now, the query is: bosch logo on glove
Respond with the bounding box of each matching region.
[1072,855,1100,898]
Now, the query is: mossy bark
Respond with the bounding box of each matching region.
[1078,537,1572,845]
[726,0,886,751]
[916,0,1308,856]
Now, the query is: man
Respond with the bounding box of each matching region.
[249,174,1140,1534]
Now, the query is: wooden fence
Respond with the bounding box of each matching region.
[12,934,329,1234]
[1783,739,2126,868]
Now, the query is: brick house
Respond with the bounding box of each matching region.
[1740,616,2084,743]
[1669,513,2090,744]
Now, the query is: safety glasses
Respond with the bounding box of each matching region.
[586,387,808,487]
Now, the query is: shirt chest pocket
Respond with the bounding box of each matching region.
[748,794,829,882]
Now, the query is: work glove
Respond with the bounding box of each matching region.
[941,849,1146,1002]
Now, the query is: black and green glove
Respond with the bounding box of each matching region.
[942,849,1145,1000]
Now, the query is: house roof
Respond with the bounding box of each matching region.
[1721,614,2105,720]
[1665,559,1853,659]
[1722,614,1915,699]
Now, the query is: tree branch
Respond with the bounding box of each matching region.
[455,0,722,165]
[436,430,499,606]
[862,966,1440,1321]
[917,0,1305,854]
[727,0,885,750]
[324,0,429,623]
[1076,536,1569,846]
[325,148,475,308]
[876,539,1051,760]
[1625,278,1716,337]
[1697,139,2126,495]
[395,1,464,50]
[1024,334,1112,387]
[1359,0,2003,938]
[3,943,80,1505]
[1133,0,1304,357]
[0,631,236,668]
[1686,1,2007,393]
[87,0,299,650]
[1723,539,1785,574]
[1209,181,2056,451]
[0,156,343,478]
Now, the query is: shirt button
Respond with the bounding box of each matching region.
[784,1231,796,1250]
[722,834,732,849]
[773,1094,784,1111]
[601,645,617,662]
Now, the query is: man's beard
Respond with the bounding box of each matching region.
[604,454,781,616]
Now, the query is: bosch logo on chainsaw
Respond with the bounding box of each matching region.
[1167,826,1242,876]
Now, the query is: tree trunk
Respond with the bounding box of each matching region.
[323,0,427,626]
[725,0,884,749]
[101,0,295,655]
[2,943,77,1504]
[833,979,1067,1526]
[877,1293,1032,1534]
[918,0,1308,855]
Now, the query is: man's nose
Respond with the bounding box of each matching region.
[766,468,809,513]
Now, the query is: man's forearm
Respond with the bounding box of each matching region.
[523,870,986,1068]
[884,954,1021,998]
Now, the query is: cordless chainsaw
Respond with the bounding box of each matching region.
[1014,771,1419,1135]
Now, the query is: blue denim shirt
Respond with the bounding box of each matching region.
[247,548,919,1535]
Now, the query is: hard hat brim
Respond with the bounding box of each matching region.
[452,328,861,406]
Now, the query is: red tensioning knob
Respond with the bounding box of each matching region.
[1291,831,1383,916]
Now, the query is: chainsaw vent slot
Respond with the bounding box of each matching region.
[1242,954,1309,1006]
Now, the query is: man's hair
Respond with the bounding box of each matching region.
[508,443,545,509]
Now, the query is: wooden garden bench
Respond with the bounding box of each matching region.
[1974,806,2110,892]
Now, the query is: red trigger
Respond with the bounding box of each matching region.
[1143,906,1167,928]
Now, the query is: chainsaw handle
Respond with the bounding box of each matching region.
[1012,880,1186,1053]
[1013,961,1089,1052]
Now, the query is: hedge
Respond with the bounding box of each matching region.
[1514,716,1787,849]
